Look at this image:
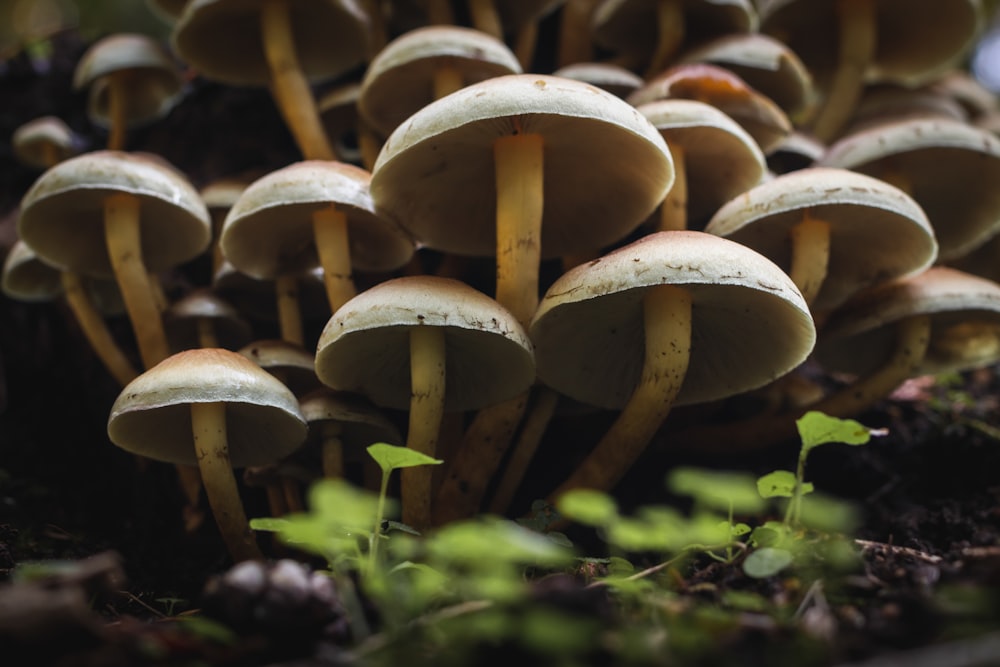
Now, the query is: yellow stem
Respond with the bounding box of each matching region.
[468,0,503,39]
[550,284,692,498]
[196,317,218,349]
[404,325,447,530]
[658,141,688,232]
[60,270,138,386]
[644,0,684,79]
[261,0,335,160]
[313,205,357,314]
[812,0,875,142]
[514,20,539,72]
[433,64,464,100]
[191,402,263,562]
[320,421,345,478]
[275,274,304,346]
[494,131,544,329]
[106,71,128,151]
[104,192,170,370]
[788,212,831,308]
[557,0,598,68]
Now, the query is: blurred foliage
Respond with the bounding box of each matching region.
[1,0,169,62]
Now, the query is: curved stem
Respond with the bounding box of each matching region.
[313,205,357,314]
[644,0,684,79]
[104,192,170,370]
[60,270,138,386]
[275,274,304,346]
[191,401,262,562]
[488,385,559,515]
[494,131,544,329]
[811,0,876,142]
[261,0,335,160]
[549,284,692,498]
[557,0,598,68]
[106,71,128,151]
[657,141,687,232]
[404,325,447,530]
[788,212,831,308]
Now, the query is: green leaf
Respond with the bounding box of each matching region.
[367,443,444,473]
[667,467,766,514]
[555,489,619,526]
[796,411,878,454]
[426,517,574,568]
[742,547,794,579]
[757,470,813,498]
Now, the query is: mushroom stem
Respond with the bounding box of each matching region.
[60,270,139,386]
[811,0,875,142]
[657,141,688,232]
[404,325,447,529]
[514,20,539,72]
[104,192,171,370]
[106,72,128,151]
[426,0,455,24]
[433,390,530,524]
[275,274,305,346]
[557,0,598,67]
[788,212,831,308]
[313,205,357,314]
[360,0,387,60]
[488,385,559,515]
[196,317,219,349]
[433,64,464,100]
[494,131,544,329]
[550,284,692,497]
[468,0,503,39]
[319,421,345,479]
[260,0,336,160]
[644,0,685,79]
[358,120,382,171]
[190,401,263,562]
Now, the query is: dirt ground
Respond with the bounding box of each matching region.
[3,26,1000,667]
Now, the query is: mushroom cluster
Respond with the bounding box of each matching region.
[6,0,1000,562]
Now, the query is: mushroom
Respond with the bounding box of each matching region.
[758,0,984,141]
[17,150,211,370]
[164,288,253,352]
[817,117,1000,263]
[107,348,308,561]
[72,33,184,151]
[551,61,644,99]
[314,276,535,529]
[704,167,938,312]
[591,0,758,78]
[220,160,415,338]
[172,0,370,160]
[531,230,815,496]
[2,239,138,387]
[239,339,323,398]
[11,116,83,170]
[636,98,766,232]
[359,25,522,140]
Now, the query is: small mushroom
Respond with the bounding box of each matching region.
[107,348,308,561]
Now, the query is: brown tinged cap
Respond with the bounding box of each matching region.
[107,347,308,467]
[371,73,674,259]
[315,275,535,412]
[530,230,815,409]
[16,150,211,279]
[11,116,83,170]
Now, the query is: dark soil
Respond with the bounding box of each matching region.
[3,26,1000,667]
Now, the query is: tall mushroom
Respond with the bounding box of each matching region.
[314,276,535,529]
[532,230,815,497]
[107,348,308,562]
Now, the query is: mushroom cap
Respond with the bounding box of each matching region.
[358,25,523,138]
[212,261,330,323]
[73,33,184,129]
[2,239,63,302]
[172,0,369,87]
[239,339,322,396]
[220,160,414,279]
[299,388,404,449]
[315,275,535,412]
[107,347,307,467]
[11,116,82,169]
[550,62,645,99]
[815,267,1000,376]
[636,98,766,226]
[627,63,792,154]
[164,288,254,351]
[317,82,364,165]
[680,32,815,122]
[766,130,825,174]
[704,167,938,311]
[530,230,815,409]
[592,0,758,57]
[759,0,983,89]
[817,117,1000,262]
[371,73,674,258]
[17,150,211,279]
